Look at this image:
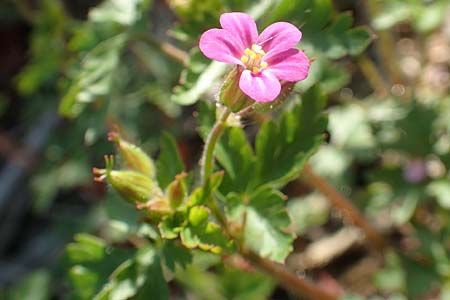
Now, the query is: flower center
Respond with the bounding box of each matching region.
[240,44,268,75]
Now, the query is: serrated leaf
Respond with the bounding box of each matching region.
[94,246,169,300]
[59,34,126,118]
[180,222,232,254]
[161,241,192,272]
[253,86,327,188]
[217,127,256,194]
[308,13,372,59]
[227,187,293,262]
[156,132,185,188]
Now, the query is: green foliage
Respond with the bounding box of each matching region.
[373,0,449,33]
[227,188,293,262]
[13,0,450,299]
[156,132,185,189]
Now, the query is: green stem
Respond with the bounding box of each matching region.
[201,108,231,188]
[199,108,338,300]
[200,107,231,227]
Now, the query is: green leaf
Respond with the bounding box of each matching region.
[156,132,185,188]
[387,101,437,156]
[59,34,126,118]
[66,234,133,300]
[319,62,351,94]
[372,3,410,30]
[161,240,192,272]
[94,246,169,300]
[427,180,450,209]
[9,270,51,300]
[254,86,327,188]
[180,222,232,254]
[346,27,373,56]
[217,127,256,194]
[227,187,293,262]
[89,0,149,26]
[307,13,372,59]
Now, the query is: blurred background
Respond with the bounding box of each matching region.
[0,0,450,299]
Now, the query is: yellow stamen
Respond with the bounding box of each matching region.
[241,55,249,63]
[244,48,253,56]
[260,61,268,69]
[252,67,260,74]
[250,52,257,60]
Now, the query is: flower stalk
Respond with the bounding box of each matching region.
[200,107,232,188]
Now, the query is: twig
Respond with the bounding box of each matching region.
[302,164,386,251]
[364,0,404,85]
[137,34,189,66]
[241,249,338,300]
[356,54,390,97]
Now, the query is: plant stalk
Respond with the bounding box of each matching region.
[199,109,339,300]
[241,249,338,300]
[302,164,386,251]
[356,54,390,97]
[200,108,231,188]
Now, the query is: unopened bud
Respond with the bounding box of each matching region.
[108,131,155,178]
[93,155,153,204]
[138,197,172,223]
[219,67,253,112]
[166,172,188,209]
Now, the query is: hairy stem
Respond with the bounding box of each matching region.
[302,164,386,251]
[200,108,231,188]
[241,249,338,300]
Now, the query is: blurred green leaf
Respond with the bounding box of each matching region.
[427,180,450,210]
[89,0,150,26]
[227,187,293,262]
[59,34,126,118]
[156,132,185,189]
[9,270,51,300]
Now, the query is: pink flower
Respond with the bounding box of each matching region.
[199,12,310,103]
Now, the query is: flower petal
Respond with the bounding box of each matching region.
[239,70,281,102]
[220,12,258,50]
[257,22,302,57]
[266,49,310,82]
[199,28,244,65]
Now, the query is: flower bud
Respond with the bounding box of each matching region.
[138,196,172,223]
[93,155,153,204]
[108,131,155,178]
[165,172,188,209]
[219,67,253,112]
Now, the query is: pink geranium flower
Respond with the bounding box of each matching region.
[199,12,310,102]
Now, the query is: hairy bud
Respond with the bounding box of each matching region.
[108,131,155,178]
[93,155,153,204]
[219,67,253,112]
[166,172,188,209]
